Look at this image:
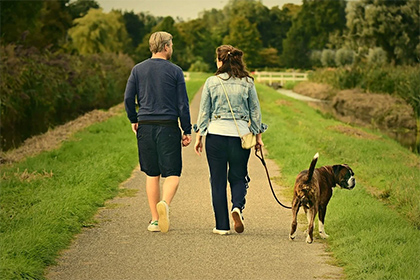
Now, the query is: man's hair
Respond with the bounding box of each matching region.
[215,45,253,81]
[149,31,173,53]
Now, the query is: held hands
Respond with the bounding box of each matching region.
[182,134,192,147]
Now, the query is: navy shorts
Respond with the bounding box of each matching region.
[137,124,182,177]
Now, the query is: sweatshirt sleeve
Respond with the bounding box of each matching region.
[177,70,192,134]
[124,69,138,123]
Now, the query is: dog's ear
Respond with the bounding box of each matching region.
[332,165,342,178]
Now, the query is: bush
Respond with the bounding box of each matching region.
[310,50,322,68]
[188,57,210,72]
[335,48,355,67]
[321,49,336,67]
[0,45,134,151]
[309,64,420,118]
[367,47,388,66]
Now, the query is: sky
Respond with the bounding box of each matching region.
[95,0,303,20]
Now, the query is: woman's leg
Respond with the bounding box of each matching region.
[227,137,251,211]
[205,134,230,230]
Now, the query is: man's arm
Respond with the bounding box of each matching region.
[124,70,138,124]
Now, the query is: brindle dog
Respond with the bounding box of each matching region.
[289,153,355,244]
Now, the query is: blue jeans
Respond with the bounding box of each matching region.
[205,134,251,230]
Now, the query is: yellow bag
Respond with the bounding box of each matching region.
[241,132,257,149]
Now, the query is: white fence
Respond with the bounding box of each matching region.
[184,72,190,81]
[253,71,308,86]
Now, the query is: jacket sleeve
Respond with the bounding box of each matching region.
[195,79,212,136]
[124,68,138,123]
[248,83,268,134]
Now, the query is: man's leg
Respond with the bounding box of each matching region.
[162,176,180,205]
[146,175,160,221]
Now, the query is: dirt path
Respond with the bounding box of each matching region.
[46,90,343,280]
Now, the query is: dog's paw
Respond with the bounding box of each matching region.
[289,234,296,241]
[306,235,313,244]
[319,232,329,239]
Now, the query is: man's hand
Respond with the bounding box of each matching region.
[182,134,192,147]
[131,123,138,134]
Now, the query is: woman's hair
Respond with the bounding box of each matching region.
[149,31,172,53]
[215,45,253,81]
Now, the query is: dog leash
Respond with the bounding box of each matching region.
[255,147,292,209]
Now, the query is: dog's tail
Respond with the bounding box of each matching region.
[306,152,319,183]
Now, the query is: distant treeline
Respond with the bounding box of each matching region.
[1,0,418,70]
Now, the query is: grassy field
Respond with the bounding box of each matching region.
[1,73,419,279]
[257,83,420,279]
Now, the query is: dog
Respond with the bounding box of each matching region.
[289,153,355,244]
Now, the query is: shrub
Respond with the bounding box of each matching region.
[335,48,355,67]
[310,50,322,68]
[188,57,210,72]
[367,47,388,66]
[0,45,134,151]
[321,49,336,67]
[309,64,420,118]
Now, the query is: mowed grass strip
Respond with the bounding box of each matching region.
[0,74,206,279]
[0,114,138,279]
[257,83,420,279]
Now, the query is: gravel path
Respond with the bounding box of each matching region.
[46,89,343,280]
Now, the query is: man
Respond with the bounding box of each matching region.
[124,31,192,233]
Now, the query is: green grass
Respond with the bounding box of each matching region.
[0,75,208,279]
[185,72,212,102]
[0,113,139,279]
[257,83,420,279]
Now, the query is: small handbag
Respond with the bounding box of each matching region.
[218,77,257,149]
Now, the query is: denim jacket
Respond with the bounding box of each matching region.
[195,73,267,136]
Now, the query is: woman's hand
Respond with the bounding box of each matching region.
[255,133,264,151]
[194,135,203,156]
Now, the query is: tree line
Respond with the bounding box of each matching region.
[1,0,418,71]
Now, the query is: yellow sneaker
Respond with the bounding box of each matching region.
[157,200,170,233]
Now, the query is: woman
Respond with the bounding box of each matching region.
[194,45,267,235]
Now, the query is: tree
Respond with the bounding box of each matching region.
[0,0,72,50]
[223,16,262,69]
[123,11,146,52]
[0,1,44,44]
[35,0,73,49]
[264,5,296,54]
[68,9,130,54]
[177,18,218,71]
[68,0,99,19]
[281,0,346,69]
[345,0,420,65]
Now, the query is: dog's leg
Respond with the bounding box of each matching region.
[318,205,329,239]
[289,198,300,241]
[306,207,317,244]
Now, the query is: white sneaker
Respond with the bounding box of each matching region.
[213,228,230,235]
[231,208,244,233]
[147,220,160,232]
[157,200,170,233]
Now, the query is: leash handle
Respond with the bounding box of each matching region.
[255,147,292,209]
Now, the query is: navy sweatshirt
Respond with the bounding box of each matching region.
[124,58,192,135]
